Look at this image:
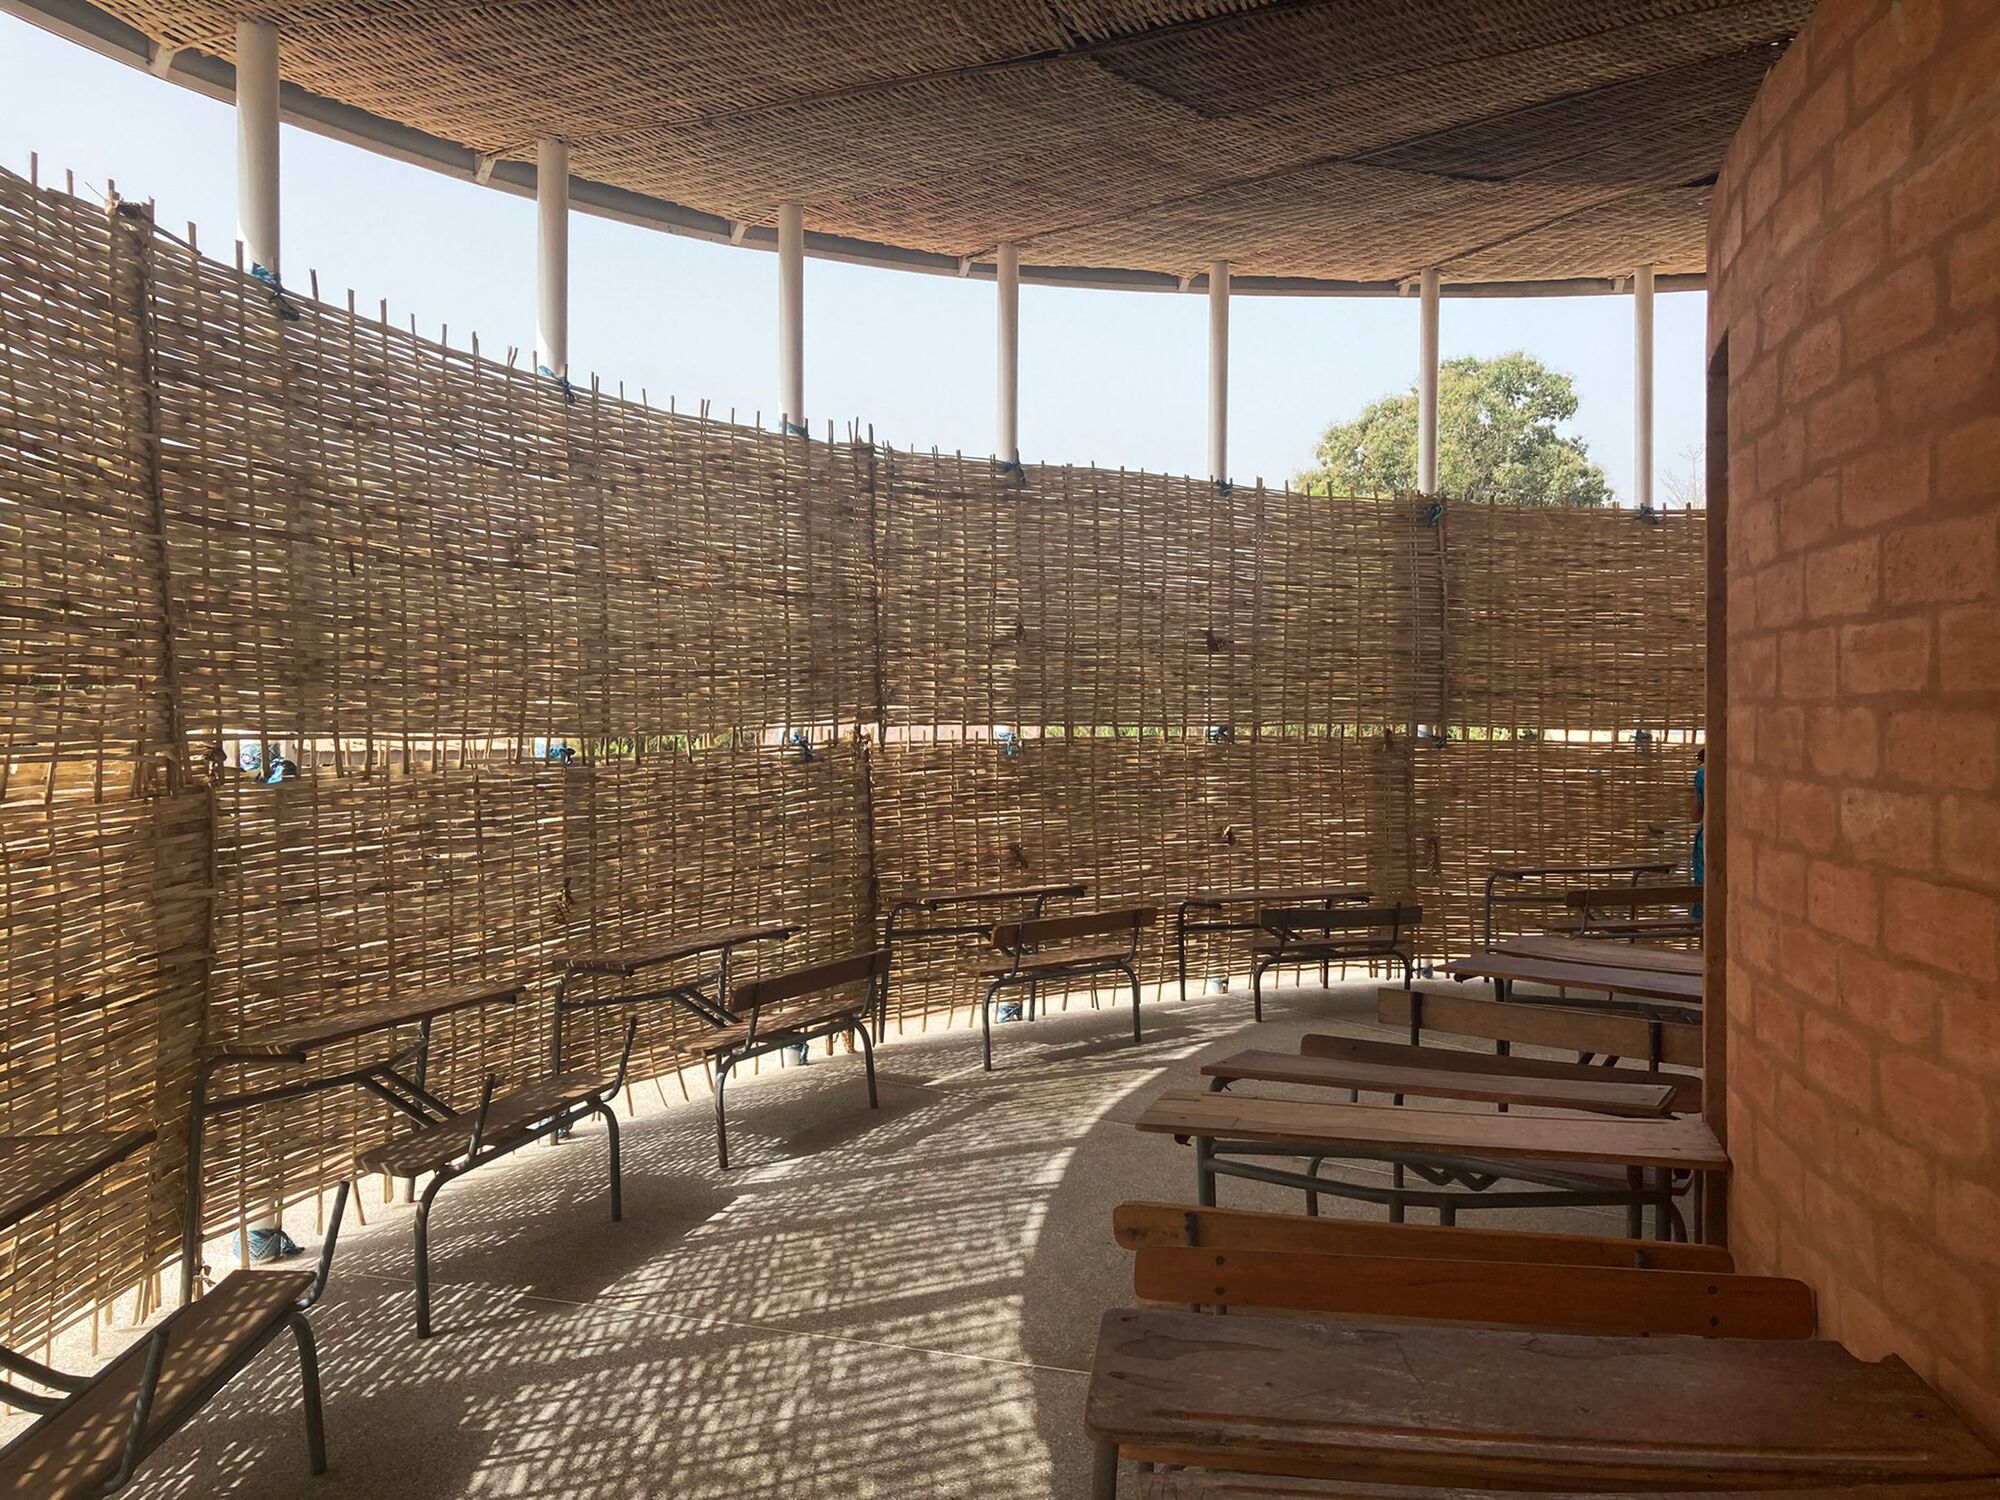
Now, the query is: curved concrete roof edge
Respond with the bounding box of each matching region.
[6,0,1708,299]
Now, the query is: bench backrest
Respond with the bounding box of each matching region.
[1259,903,1421,937]
[732,948,889,1014]
[1566,883,1704,911]
[991,905,1155,953]
[1378,985,1702,1068]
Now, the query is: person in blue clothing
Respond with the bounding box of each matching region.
[1690,748,1706,921]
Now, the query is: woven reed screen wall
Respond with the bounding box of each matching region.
[0,165,1702,1345]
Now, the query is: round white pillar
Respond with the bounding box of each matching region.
[778,202,805,433]
[536,136,570,379]
[1417,267,1441,495]
[996,242,1020,463]
[235,19,280,280]
[1208,260,1230,485]
[1634,262,1656,509]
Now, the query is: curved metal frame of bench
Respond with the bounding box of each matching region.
[981,953,1142,1072]
[384,1021,637,1338]
[1188,1136,1687,1241]
[1249,937,1413,1022]
[0,1180,349,1494]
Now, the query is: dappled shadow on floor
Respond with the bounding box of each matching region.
[35,977,1650,1499]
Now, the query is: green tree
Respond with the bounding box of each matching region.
[1297,351,1613,507]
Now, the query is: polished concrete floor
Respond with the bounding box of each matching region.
[85,977,1645,1499]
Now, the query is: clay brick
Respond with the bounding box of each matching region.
[1760,706,1805,771]
[1884,316,2000,425]
[1778,472,1839,554]
[1784,314,1844,401]
[1882,515,1999,605]
[1811,197,1888,308]
[1880,1237,1990,1369]
[1840,786,1936,869]
[1834,1117,1934,1222]
[1883,875,2000,981]
[1808,858,1879,944]
[1789,64,1852,169]
[1889,109,2000,254]
[1940,604,2000,692]
[1804,537,1879,618]
[1941,990,2000,1080]
[1832,94,1915,207]
[1773,172,1828,259]
[1852,3,1944,109]
[1757,846,1809,917]
[1781,778,1840,852]
[1780,916,1841,996]
[1780,625,1839,701]
[1839,615,1931,694]
[1880,1053,1991,1158]
[1885,709,1999,790]
[1948,213,2000,314]
[1939,794,2000,885]
[1846,256,1938,364]
[1809,705,1879,779]
[1937,1178,2000,1269]
[1757,558,1807,627]
[1937,415,2000,506]
[1760,411,1810,491]
[1805,373,1883,461]
[1838,945,1940,1046]
[1840,439,1930,528]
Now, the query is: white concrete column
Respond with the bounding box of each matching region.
[536,136,570,379]
[1634,262,1656,509]
[1208,260,1230,485]
[778,201,805,433]
[235,19,280,280]
[996,242,1020,463]
[1417,266,1440,495]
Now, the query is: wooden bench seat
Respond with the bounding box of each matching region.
[1299,1033,1701,1113]
[981,908,1154,1070]
[705,950,886,1169]
[354,1024,635,1337]
[1202,1047,1677,1118]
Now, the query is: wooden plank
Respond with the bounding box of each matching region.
[0,1269,315,1498]
[1567,883,1704,910]
[563,921,795,975]
[992,905,1154,951]
[198,977,529,1060]
[908,881,1086,906]
[1086,1309,2000,1489]
[1201,1049,1676,1118]
[1185,887,1371,909]
[1258,904,1420,932]
[1110,1202,1733,1271]
[1135,1091,1729,1170]
[1442,950,1702,1004]
[1379,986,1704,1069]
[1134,1472,2000,1499]
[1298,1034,1701,1113]
[1494,934,1703,975]
[731,948,887,1011]
[0,1131,154,1235]
[1133,1245,1816,1338]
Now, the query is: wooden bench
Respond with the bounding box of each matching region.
[1249,905,1419,1021]
[1112,1201,1814,1340]
[1379,983,1704,1069]
[1203,1043,1680,1118]
[1300,1032,1701,1113]
[680,949,886,1169]
[1085,1308,2000,1498]
[1172,885,1371,1000]
[1137,1090,1725,1237]
[354,1022,636,1337]
[980,908,1154,1070]
[1494,933,1704,975]
[1554,881,1704,939]
[0,1185,349,1498]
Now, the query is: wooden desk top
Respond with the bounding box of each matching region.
[199,976,528,1061]
[1443,950,1703,1005]
[1498,934,1704,975]
[1087,1309,2000,1491]
[565,921,795,976]
[1202,1049,1677,1119]
[1182,886,1372,909]
[902,881,1086,908]
[1136,1091,1729,1171]
[0,1130,154,1234]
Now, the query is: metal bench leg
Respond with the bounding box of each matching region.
[1174,909,1189,1001]
[1092,1438,1119,1500]
[982,982,1003,1071]
[856,1022,879,1109]
[287,1312,329,1475]
[713,1055,736,1170]
[1195,1136,1216,1207]
[594,1101,623,1222]
[1123,964,1142,1044]
[1251,960,1266,1022]
[1389,1161,1407,1223]
[413,1170,452,1339]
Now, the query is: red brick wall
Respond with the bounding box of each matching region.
[1708,0,2000,1439]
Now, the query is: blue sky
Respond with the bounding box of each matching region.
[1,13,1707,499]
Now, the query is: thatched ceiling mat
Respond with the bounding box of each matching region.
[65,0,1809,288]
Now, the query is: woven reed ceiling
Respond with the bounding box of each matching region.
[88,0,1810,286]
